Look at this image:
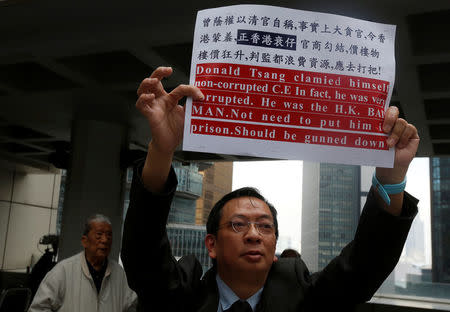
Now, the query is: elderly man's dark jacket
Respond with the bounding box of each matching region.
[121,163,418,312]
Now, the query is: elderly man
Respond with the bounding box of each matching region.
[121,67,419,311]
[29,214,137,312]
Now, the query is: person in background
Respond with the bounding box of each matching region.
[29,214,137,312]
[280,249,301,259]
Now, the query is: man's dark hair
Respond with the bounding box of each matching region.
[280,248,301,258]
[206,187,279,239]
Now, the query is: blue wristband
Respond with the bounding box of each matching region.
[372,173,406,206]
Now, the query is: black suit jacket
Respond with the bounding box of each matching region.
[121,162,418,312]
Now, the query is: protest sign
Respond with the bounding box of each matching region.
[182,4,396,167]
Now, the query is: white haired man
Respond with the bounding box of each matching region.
[29,214,137,312]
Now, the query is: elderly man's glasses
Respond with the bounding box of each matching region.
[94,231,112,240]
[219,219,275,235]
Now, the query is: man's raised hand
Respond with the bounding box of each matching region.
[137,67,204,192]
[136,67,204,156]
[376,106,420,185]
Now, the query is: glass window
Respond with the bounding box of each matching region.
[121,157,450,307]
[373,157,450,303]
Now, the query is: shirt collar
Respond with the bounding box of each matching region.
[216,274,263,312]
[85,254,108,273]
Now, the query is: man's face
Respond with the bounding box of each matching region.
[81,221,112,263]
[206,196,277,278]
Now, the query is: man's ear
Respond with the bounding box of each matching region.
[205,234,217,259]
[81,235,88,248]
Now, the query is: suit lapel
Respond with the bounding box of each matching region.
[255,281,270,312]
[196,294,219,312]
[196,267,220,312]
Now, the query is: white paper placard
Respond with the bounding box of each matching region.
[182,4,396,167]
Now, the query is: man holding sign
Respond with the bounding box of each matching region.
[121,66,419,311]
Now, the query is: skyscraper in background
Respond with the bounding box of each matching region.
[301,162,361,271]
[167,162,203,224]
[166,223,211,273]
[430,157,450,283]
[122,161,211,270]
[122,161,233,272]
[195,162,233,225]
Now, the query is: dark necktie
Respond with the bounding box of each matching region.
[225,300,253,312]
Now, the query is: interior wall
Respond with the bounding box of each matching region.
[0,168,61,271]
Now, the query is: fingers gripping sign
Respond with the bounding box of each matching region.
[376,106,420,193]
[382,106,420,170]
[371,106,420,214]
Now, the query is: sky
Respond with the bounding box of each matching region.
[232,157,431,262]
[232,160,303,253]
[404,157,431,265]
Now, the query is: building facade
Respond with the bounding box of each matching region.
[167,223,212,273]
[122,161,232,273]
[168,162,203,224]
[301,162,361,271]
[430,157,450,283]
[195,162,233,225]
